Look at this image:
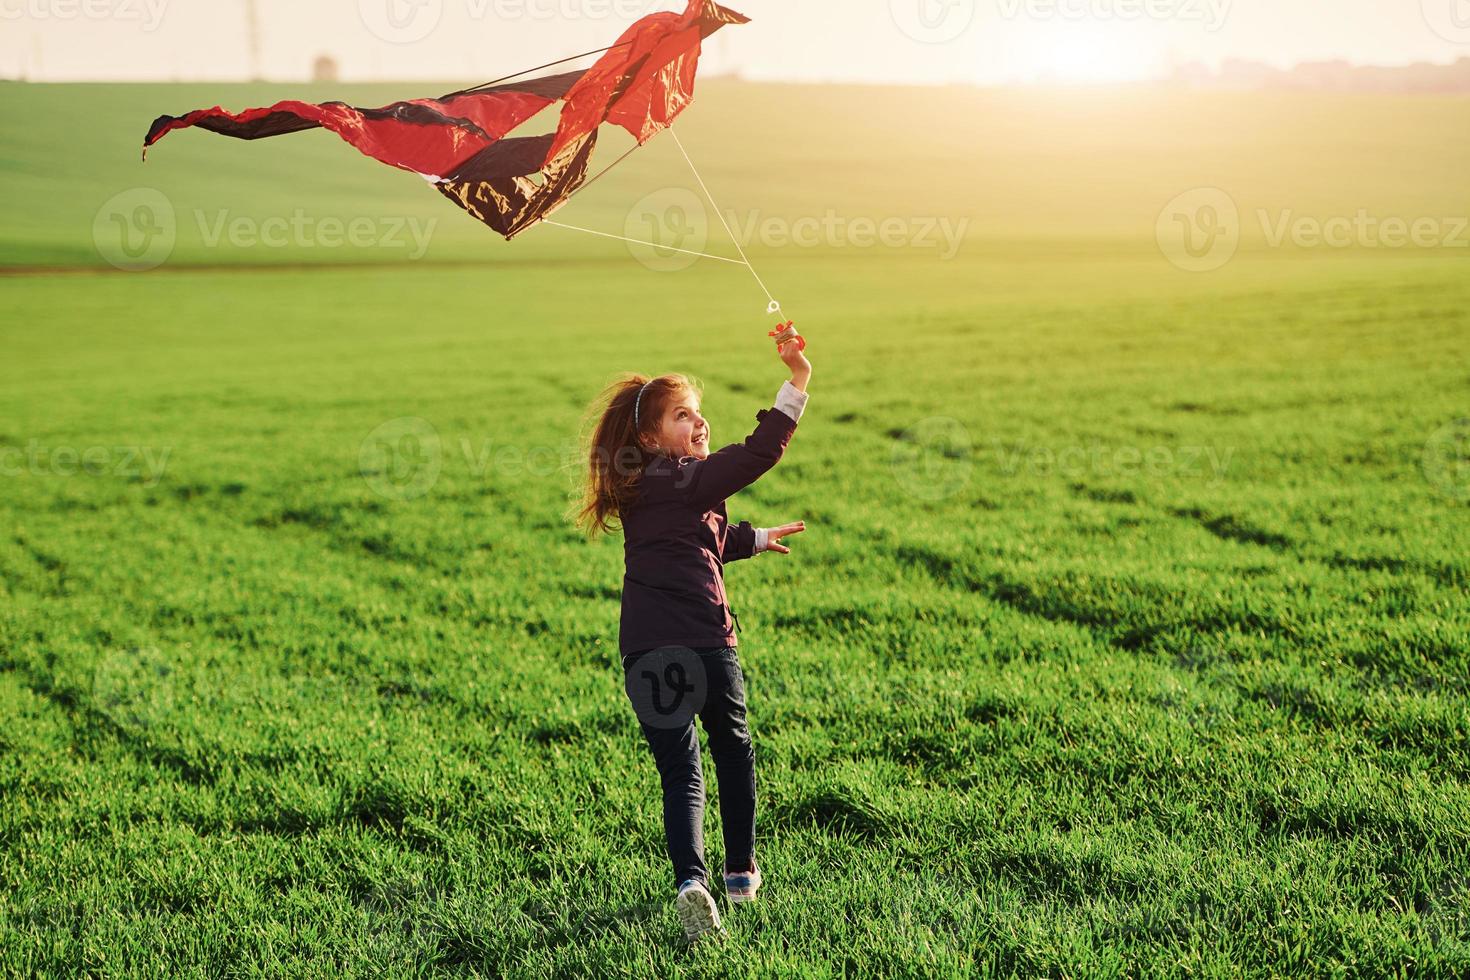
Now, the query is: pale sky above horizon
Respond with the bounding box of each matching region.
[5,0,1470,85]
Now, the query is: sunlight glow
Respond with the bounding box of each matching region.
[1021,31,1158,85]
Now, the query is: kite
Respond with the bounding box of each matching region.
[140,0,802,340]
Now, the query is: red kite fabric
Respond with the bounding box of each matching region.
[141,0,748,240]
[142,72,581,180]
[549,0,749,159]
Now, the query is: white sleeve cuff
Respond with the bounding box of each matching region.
[754,528,769,553]
[773,380,808,423]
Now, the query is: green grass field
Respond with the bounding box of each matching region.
[2,79,1469,976]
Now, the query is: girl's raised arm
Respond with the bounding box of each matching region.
[677,324,811,513]
[675,380,807,513]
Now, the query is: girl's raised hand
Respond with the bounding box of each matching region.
[764,521,806,555]
[770,322,811,377]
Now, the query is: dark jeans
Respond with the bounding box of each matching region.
[621,645,756,890]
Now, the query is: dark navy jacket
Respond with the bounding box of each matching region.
[619,400,799,656]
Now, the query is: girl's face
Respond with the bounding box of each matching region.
[643,389,710,460]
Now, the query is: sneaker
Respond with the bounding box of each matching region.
[675,879,723,943]
[723,863,762,904]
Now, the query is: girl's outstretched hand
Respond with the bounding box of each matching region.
[764,521,806,555]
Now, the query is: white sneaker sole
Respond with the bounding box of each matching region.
[676,884,723,943]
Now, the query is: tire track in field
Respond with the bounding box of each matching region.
[1062,482,1467,589]
[12,484,617,672]
[885,541,1301,654]
[6,533,78,599]
[1063,487,1470,682]
[9,665,222,787]
[163,488,617,658]
[7,655,473,846]
[1159,501,1466,589]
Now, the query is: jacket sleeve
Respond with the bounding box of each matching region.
[672,387,803,513]
[721,520,758,564]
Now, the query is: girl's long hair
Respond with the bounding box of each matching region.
[570,372,701,538]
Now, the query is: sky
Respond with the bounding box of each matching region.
[4,0,1470,85]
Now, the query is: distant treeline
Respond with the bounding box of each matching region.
[1171,57,1470,93]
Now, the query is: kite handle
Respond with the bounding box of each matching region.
[766,300,804,351]
[768,319,805,352]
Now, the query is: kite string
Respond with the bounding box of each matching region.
[667,125,786,321]
[538,131,747,264]
[540,220,747,264]
[563,139,644,202]
[538,124,792,324]
[439,40,633,99]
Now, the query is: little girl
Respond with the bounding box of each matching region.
[574,322,811,943]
